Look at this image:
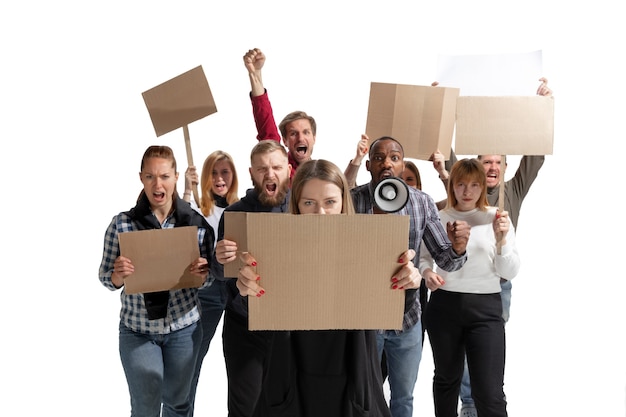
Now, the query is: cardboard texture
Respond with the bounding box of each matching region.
[455,96,554,156]
[365,82,459,160]
[142,66,217,137]
[119,226,202,294]
[224,212,408,331]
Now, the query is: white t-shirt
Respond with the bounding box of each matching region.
[190,200,224,249]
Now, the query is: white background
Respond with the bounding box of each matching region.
[2,1,624,416]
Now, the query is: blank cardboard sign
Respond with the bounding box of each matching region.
[455,96,554,156]
[437,50,543,96]
[118,226,202,294]
[365,82,459,160]
[224,212,408,330]
[142,66,217,137]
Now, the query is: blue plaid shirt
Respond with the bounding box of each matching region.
[351,182,467,333]
[99,211,210,335]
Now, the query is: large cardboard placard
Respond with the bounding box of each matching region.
[455,96,554,155]
[224,212,408,330]
[365,82,459,160]
[119,226,202,294]
[142,65,217,137]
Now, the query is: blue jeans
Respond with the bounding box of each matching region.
[119,321,201,417]
[188,281,228,414]
[376,321,423,417]
[460,280,512,407]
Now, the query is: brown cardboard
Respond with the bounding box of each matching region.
[118,226,202,294]
[365,82,459,160]
[142,66,217,137]
[224,212,408,330]
[455,96,554,155]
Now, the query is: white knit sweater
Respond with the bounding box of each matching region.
[419,206,520,294]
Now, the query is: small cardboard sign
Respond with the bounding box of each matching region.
[119,226,202,294]
[224,212,408,330]
[455,96,554,155]
[365,82,459,160]
[142,66,217,137]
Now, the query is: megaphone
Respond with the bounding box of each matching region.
[374,177,409,213]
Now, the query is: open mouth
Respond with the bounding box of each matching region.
[265,183,277,195]
[296,145,308,156]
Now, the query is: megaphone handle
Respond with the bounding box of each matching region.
[183,125,200,206]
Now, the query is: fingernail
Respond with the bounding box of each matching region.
[398,257,404,263]
[392,277,398,283]
[392,284,398,289]
[256,276,261,281]
[251,261,257,266]
[259,289,265,295]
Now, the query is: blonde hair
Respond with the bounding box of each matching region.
[446,158,489,210]
[198,150,239,217]
[250,139,288,161]
[289,159,355,215]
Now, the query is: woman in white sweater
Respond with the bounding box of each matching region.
[419,158,520,417]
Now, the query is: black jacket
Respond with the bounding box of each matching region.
[126,192,214,319]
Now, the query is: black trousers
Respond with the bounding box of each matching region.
[223,310,390,417]
[222,310,295,417]
[424,290,507,417]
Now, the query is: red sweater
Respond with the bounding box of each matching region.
[250,90,298,178]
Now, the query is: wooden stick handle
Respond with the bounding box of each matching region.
[496,155,506,255]
[183,125,200,206]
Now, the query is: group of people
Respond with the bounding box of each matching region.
[98,47,552,417]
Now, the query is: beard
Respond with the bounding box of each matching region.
[254,178,290,207]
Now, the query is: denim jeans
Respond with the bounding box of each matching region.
[460,280,511,408]
[376,321,423,417]
[119,321,201,417]
[188,281,228,414]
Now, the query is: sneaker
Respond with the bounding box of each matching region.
[460,405,478,417]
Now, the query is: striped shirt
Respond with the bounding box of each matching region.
[99,211,210,335]
[351,182,467,333]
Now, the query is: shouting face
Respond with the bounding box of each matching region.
[479,155,504,189]
[211,159,233,198]
[249,149,291,206]
[139,157,178,213]
[283,118,315,165]
[366,138,405,187]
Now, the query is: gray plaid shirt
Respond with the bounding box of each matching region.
[351,182,467,333]
[99,212,209,335]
